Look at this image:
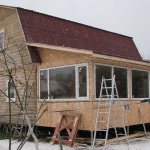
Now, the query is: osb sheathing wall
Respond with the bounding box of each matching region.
[37,48,94,130]
[37,48,150,131]
[0,7,37,123]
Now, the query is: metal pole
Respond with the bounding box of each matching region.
[8,78,12,150]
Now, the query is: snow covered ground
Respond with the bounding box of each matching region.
[0,137,150,150]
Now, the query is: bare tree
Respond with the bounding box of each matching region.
[0,38,47,150]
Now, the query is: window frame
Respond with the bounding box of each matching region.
[39,63,89,101]
[6,80,16,102]
[76,64,89,100]
[131,68,150,99]
[94,63,129,100]
[39,69,49,100]
[0,30,4,49]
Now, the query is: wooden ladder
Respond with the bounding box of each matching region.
[51,113,82,147]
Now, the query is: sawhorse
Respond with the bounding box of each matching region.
[51,113,82,147]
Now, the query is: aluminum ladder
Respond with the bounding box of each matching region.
[92,75,129,150]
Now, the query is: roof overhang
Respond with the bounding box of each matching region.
[27,42,150,67]
[27,42,93,55]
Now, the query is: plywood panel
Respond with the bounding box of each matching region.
[36,49,150,131]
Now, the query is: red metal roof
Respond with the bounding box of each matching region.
[17,8,142,61]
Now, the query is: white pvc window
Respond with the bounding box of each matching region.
[0,32,4,49]
[95,64,128,99]
[132,70,149,98]
[76,64,89,100]
[40,70,48,99]
[49,66,75,99]
[39,64,89,100]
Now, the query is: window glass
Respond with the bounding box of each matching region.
[49,66,75,99]
[78,66,87,97]
[0,32,4,48]
[114,67,127,98]
[132,70,149,98]
[8,81,15,99]
[96,65,112,98]
[40,70,48,99]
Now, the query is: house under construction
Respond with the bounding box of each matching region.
[0,5,150,137]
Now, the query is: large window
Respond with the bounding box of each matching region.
[95,65,111,98]
[49,66,75,99]
[114,67,127,98]
[39,64,88,100]
[0,32,4,48]
[95,64,128,98]
[132,70,149,98]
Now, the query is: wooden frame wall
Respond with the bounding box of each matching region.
[36,48,150,131]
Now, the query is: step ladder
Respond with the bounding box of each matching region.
[92,75,129,150]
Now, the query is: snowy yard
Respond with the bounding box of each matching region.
[0,137,150,150]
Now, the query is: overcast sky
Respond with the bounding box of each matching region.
[1,0,150,59]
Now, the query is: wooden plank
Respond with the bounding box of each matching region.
[96,132,146,146]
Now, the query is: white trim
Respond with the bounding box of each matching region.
[149,72,150,98]
[38,70,40,100]
[47,70,50,99]
[93,53,150,67]
[39,69,49,100]
[94,64,96,99]
[94,63,129,100]
[131,69,149,99]
[95,63,128,69]
[87,64,90,100]
[75,65,78,99]
[40,64,76,71]
[39,63,89,101]
[131,68,150,72]
[76,64,89,100]
[39,98,89,102]
[27,43,93,55]
[128,69,131,99]
[5,80,16,102]
[0,30,4,49]
[27,43,150,67]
